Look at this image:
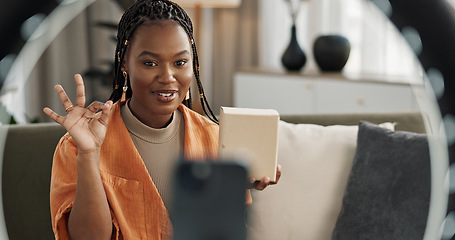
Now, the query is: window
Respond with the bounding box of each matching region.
[258,0,423,82]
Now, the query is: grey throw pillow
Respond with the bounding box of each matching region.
[332,121,431,240]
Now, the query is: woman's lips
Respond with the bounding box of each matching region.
[153,90,177,103]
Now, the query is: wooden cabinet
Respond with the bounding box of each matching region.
[233,68,422,115]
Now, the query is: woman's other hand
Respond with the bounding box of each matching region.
[249,165,282,191]
[43,74,113,154]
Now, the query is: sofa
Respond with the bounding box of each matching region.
[248,112,430,240]
[0,111,429,240]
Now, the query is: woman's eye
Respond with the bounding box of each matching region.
[175,60,187,67]
[144,61,158,67]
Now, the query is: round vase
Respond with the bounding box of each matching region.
[281,25,307,71]
[313,35,350,72]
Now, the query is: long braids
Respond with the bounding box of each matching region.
[109,0,218,123]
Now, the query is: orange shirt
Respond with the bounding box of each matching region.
[50,102,219,240]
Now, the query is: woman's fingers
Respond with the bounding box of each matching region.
[256,177,270,190]
[55,85,74,110]
[74,74,86,107]
[86,101,106,113]
[54,74,86,110]
[43,107,65,125]
[249,177,270,190]
[269,165,282,185]
[99,100,113,126]
[53,74,88,115]
[245,190,252,208]
[249,165,281,190]
[86,100,113,125]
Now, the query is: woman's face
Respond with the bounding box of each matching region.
[123,20,193,128]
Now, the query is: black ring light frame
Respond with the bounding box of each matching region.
[0,0,453,239]
[385,0,455,222]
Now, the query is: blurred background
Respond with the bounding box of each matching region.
[0,0,454,238]
[0,0,426,123]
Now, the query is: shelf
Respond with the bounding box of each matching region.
[233,68,422,115]
[237,67,424,86]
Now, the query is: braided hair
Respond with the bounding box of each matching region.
[109,0,218,123]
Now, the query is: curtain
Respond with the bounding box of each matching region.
[210,0,259,114]
[183,0,259,115]
[258,0,423,79]
[24,0,121,123]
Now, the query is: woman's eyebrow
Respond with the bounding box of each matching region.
[138,50,190,58]
[138,51,159,58]
[175,50,190,57]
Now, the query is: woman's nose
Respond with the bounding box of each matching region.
[158,65,177,84]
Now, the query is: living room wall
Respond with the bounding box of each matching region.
[3,0,423,121]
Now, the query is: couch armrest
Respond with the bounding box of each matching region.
[1,123,66,239]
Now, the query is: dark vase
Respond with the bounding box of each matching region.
[281,25,307,71]
[313,35,350,72]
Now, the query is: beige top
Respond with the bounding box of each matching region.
[120,101,184,210]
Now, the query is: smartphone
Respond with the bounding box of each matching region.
[170,160,247,240]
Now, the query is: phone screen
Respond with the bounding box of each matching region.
[170,160,247,240]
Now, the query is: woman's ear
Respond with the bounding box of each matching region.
[121,62,127,72]
[119,52,128,71]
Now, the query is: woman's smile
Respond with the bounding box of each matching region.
[153,90,178,103]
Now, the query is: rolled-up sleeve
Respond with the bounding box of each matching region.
[50,134,78,240]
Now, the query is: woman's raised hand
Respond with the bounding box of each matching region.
[43,74,113,154]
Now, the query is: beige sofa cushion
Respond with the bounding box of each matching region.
[247,121,359,240]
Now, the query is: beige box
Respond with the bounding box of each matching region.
[219,107,280,181]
